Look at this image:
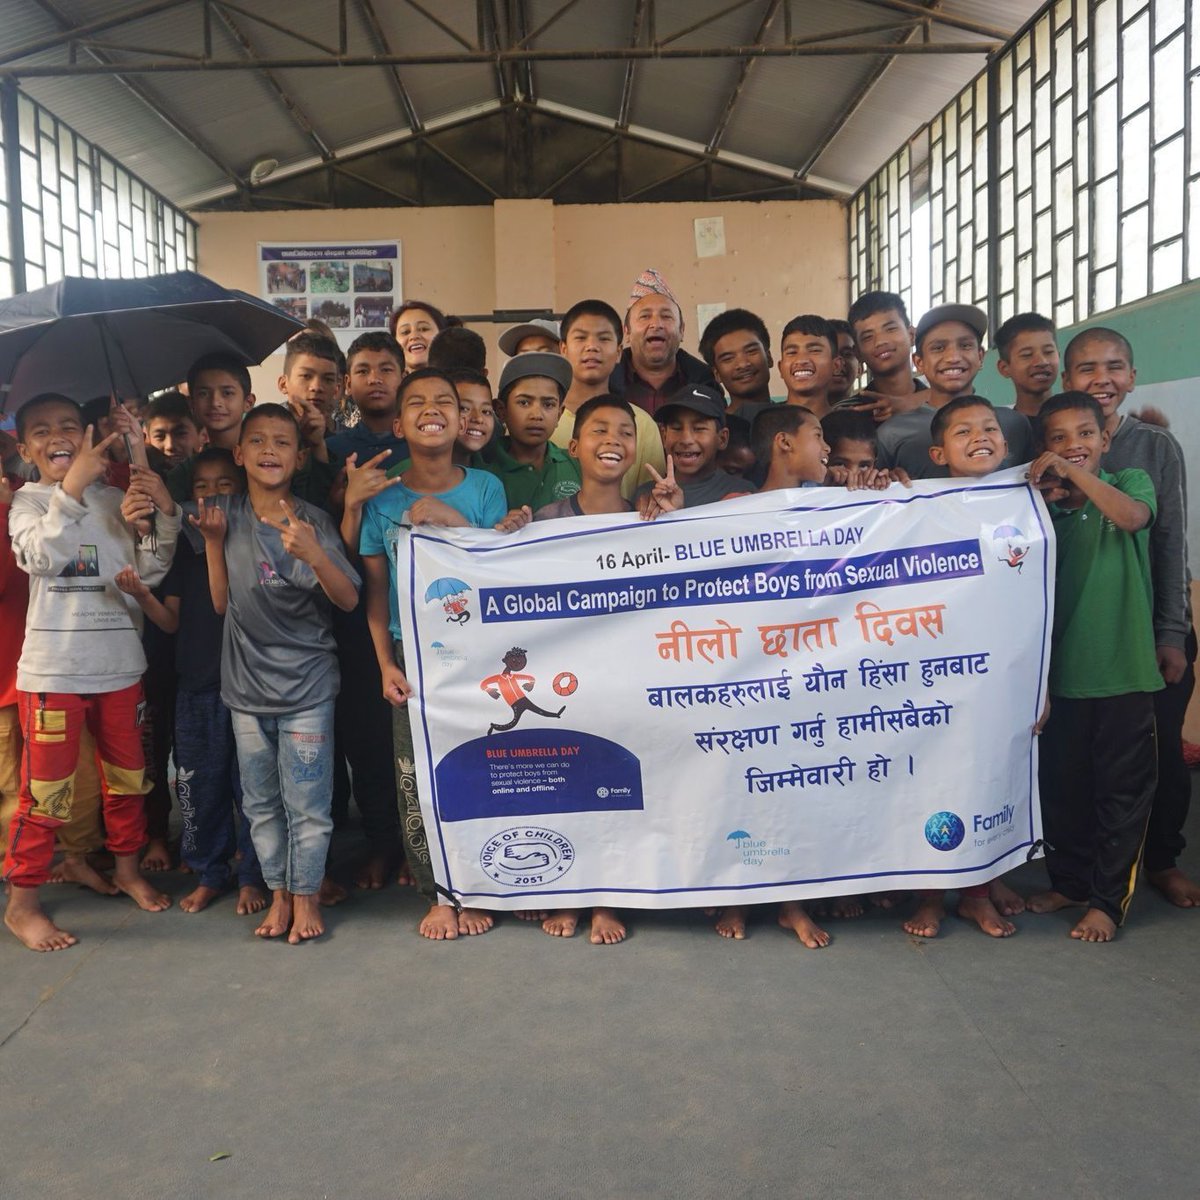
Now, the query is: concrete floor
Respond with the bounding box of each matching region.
[2,802,1199,1200]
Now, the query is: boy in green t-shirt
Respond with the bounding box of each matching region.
[485,353,580,514]
[1026,392,1161,943]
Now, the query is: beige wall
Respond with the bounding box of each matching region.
[194,198,849,400]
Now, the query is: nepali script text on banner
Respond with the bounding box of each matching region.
[395,471,1053,910]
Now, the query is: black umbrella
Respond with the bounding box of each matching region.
[0,269,304,412]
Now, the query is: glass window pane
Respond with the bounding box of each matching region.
[1153,37,1185,142]
[1153,241,1183,292]
[1094,264,1117,312]
[1121,13,1150,115]
[1120,207,1149,303]
[1093,87,1118,178]
[1122,111,1151,211]
[1188,181,1200,280]
[1155,0,1184,44]
[1154,137,1185,241]
[1094,0,1119,89]
[1094,176,1118,265]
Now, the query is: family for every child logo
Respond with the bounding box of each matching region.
[479,826,575,887]
[425,577,472,624]
[924,811,966,851]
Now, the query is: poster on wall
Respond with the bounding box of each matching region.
[258,241,402,349]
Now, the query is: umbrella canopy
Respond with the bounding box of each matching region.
[424,577,472,602]
[0,270,304,411]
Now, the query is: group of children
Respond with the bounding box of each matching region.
[0,270,1193,953]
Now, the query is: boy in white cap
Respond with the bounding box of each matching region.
[498,318,560,357]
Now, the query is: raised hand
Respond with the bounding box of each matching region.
[107,396,148,467]
[408,496,467,527]
[288,395,327,448]
[187,495,228,543]
[0,474,12,506]
[639,456,683,520]
[260,498,322,564]
[343,450,400,512]
[127,463,174,513]
[113,566,151,601]
[62,426,121,500]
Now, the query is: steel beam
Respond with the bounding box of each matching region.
[617,0,648,129]
[30,0,244,189]
[706,0,782,154]
[0,0,192,66]
[357,0,422,131]
[0,40,1005,77]
[857,0,1013,40]
[210,2,333,160]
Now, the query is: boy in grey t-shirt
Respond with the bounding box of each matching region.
[194,404,360,945]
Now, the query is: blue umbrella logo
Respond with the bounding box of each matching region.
[425,577,472,624]
[726,830,751,842]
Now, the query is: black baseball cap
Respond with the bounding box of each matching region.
[656,383,726,426]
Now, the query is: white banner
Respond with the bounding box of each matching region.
[396,471,1052,910]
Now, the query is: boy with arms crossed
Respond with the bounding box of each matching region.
[4,395,180,950]
[195,404,359,944]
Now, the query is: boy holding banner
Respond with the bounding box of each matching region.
[1026,392,1160,942]
[532,394,682,943]
[344,367,508,940]
[902,395,1024,940]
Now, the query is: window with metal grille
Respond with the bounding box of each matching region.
[849,0,1197,330]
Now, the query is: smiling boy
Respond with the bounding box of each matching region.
[778,315,840,419]
[345,368,507,940]
[4,394,180,950]
[995,313,1060,418]
[699,308,776,424]
[1063,328,1198,908]
[1026,392,1161,941]
[637,384,752,508]
[168,354,255,502]
[876,304,1033,480]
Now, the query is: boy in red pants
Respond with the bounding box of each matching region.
[3,394,180,950]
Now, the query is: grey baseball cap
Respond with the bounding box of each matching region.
[498,318,561,357]
[497,351,574,401]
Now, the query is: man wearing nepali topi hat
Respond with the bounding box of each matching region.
[608,267,718,417]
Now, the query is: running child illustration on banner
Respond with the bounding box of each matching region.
[396,471,1053,911]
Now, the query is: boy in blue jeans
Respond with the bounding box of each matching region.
[342,367,507,940]
[194,405,360,944]
[116,447,267,915]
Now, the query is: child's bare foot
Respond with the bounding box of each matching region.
[714,905,747,939]
[178,861,193,874]
[1147,867,1200,908]
[778,900,830,947]
[49,854,118,895]
[354,852,396,890]
[989,878,1026,915]
[870,891,904,909]
[1026,889,1086,914]
[542,910,578,937]
[902,892,945,938]
[237,885,269,915]
[1071,907,1117,942]
[458,907,494,936]
[179,884,221,913]
[4,889,77,951]
[590,907,626,944]
[288,894,325,943]
[141,838,171,871]
[112,855,170,911]
[514,909,548,921]
[419,903,459,940]
[256,890,292,937]
[829,895,864,918]
[318,875,348,906]
[957,893,1016,937]
[396,859,412,887]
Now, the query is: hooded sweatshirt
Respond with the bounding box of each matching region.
[8,480,180,694]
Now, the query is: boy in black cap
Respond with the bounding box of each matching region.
[876,303,1033,479]
[635,383,753,508]
[484,352,581,515]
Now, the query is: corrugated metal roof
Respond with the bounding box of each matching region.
[0,0,1051,208]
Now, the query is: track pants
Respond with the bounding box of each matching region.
[1038,691,1157,924]
[3,684,148,888]
[1143,628,1197,873]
